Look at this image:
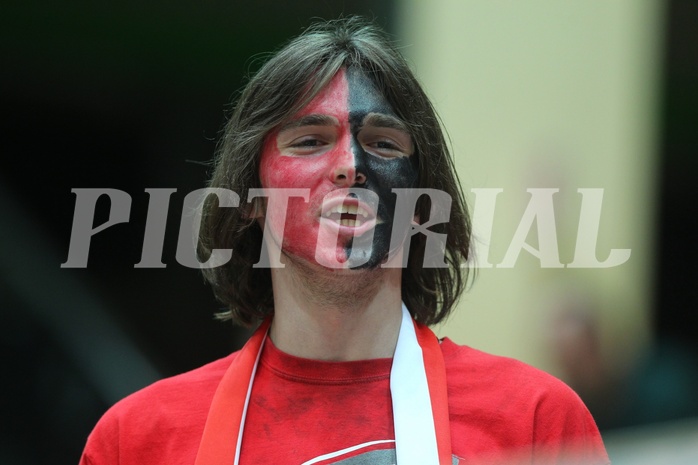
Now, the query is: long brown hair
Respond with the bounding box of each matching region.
[198,17,472,326]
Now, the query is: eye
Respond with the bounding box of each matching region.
[361,136,410,159]
[276,124,337,156]
[292,138,326,148]
[284,137,330,156]
[370,140,400,151]
[359,126,413,159]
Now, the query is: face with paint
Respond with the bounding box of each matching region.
[259,67,418,269]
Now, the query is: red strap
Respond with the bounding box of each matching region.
[414,321,452,465]
[194,319,271,465]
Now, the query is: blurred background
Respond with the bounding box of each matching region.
[1,0,696,463]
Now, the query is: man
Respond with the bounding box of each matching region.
[80,17,610,465]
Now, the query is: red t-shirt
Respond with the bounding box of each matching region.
[80,338,610,464]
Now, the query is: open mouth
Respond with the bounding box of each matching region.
[319,196,380,235]
[322,203,373,227]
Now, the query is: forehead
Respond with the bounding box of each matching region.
[346,67,394,117]
[294,67,395,119]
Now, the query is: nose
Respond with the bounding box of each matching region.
[332,165,367,186]
[330,143,367,187]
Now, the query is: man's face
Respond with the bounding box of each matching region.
[259,67,418,269]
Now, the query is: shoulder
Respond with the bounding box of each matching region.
[440,337,582,405]
[80,352,239,464]
[111,351,236,416]
[440,338,610,464]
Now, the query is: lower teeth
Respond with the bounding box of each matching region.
[340,219,362,227]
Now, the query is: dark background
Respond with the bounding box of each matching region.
[1,2,393,463]
[0,1,696,463]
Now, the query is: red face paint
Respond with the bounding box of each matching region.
[259,68,417,269]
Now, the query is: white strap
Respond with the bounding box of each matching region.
[390,303,440,464]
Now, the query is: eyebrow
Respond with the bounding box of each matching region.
[278,114,338,133]
[361,113,409,133]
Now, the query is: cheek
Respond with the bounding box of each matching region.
[260,144,328,190]
[370,157,418,190]
[259,138,295,188]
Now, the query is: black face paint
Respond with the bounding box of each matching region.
[344,67,418,269]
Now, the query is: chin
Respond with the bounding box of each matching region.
[346,251,385,270]
[344,225,393,270]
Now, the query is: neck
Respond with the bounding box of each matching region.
[268,257,403,361]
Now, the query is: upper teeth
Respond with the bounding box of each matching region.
[323,204,370,218]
